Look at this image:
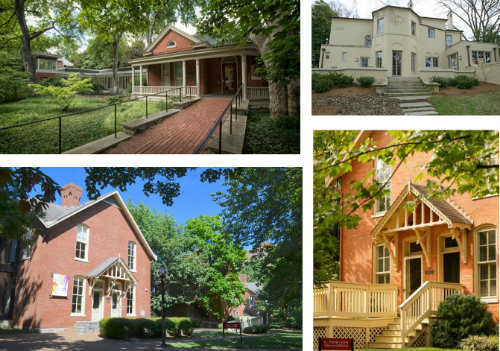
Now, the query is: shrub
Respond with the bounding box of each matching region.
[454,75,478,89]
[99,317,199,339]
[312,73,334,93]
[356,76,375,87]
[243,325,269,334]
[431,294,497,349]
[431,76,450,88]
[99,318,130,339]
[330,72,353,88]
[40,77,63,87]
[29,73,93,111]
[92,81,105,93]
[460,335,499,351]
[128,75,148,94]
[0,51,31,103]
[106,94,127,105]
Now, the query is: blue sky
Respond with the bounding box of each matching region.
[38,167,226,224]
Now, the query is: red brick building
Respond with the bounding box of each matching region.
[129,25,269,101]
[232,274,261,318]
[314,131,498,349]
[4,183,157,330]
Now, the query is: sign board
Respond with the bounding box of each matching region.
[222,321,242,343]
[319,338,354,351]
[51,274,69,297]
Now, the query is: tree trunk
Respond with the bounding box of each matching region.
[112,34,123,94]
[268,82,288,119]
[146,10,157,48]
[14,0,36,83]
[287,78,300,117]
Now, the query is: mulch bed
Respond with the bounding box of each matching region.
[312,86,403,115]
[438,82,500,96]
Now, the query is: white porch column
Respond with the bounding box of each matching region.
[139,65,143,94]
[131,66,135,94]
[196,59,200,97]
[182,60,186,97]
[241,55,247,100]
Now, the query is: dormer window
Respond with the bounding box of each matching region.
[167,40,176,48]
[365,35,372,47]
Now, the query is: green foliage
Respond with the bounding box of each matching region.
[431,75,479,89]
[91,81,105,92]
[128,76,148,94]
[312,72,354,93]
[312,0,336,67]
[357,76,375,87]
[312,73,334,93]
[429,92,500,115]
[0,52,31,103]
[106,94,127,105]
[243,112,300,154]
[40,77,63,87]
[99,317,200,339]
[243,325,269,334]
[30,73,92,111]
[460,335,499,351]
[84,37,127,69]
[431,76,451,88]
[431,295,497,349]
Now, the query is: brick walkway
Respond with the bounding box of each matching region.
[104,99,230,154]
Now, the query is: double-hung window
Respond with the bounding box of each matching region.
[361,57,369,67]
[375,158,391,213]
[71,276,85,315]
[128,242,136,271]
[127,287,135,315]
[428,28,435,38]
[375,244,391,283]
[376,51,383,68]
[75,225,89,261]
[477,228,497,299]
[377,18,384,34]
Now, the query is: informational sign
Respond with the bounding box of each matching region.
[51,274,69,297]
[222,321,242,343]
[319,338,354,351]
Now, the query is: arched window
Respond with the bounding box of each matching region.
[475,226,497,300]
[365,35,372,47]
[167,40,176,48]
[128,242,136,271]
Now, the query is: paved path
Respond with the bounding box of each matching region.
[396,96,438,115]
[104,99,230,154]
[0,328,300,351]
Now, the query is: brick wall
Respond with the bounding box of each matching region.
[340,131,499,321]
[13,199,153,329]
[152,30,195,55]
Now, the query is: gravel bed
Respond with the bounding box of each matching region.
[312,93,403,115]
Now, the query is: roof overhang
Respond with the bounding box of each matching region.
[38,191,157,261]
[86,256,137,285]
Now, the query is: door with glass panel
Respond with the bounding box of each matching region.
[392,51,402,76]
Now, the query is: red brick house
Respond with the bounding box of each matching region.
[4,183,157,330]
[128,25,269,101]
[232,274,261,318]
[314,131,498,349]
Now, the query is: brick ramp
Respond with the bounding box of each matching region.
[104,99,229,154]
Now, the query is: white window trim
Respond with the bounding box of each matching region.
[374,158,391,214]
[127,286,136,316]
[71,276,86,317]
[377,18,384,34]
[167,40,176,48]
[474,226,498,301]
[21,229,33,260]
[428,28,435,38]
[373,243,391,284]
[128,241,137,272]
[75,224,89,261]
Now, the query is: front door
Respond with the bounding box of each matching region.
[111,291,121,317]
[405,257,422,298]
[443,252,460,283]
[92,290,104,321]
[392,51,402,76]
[222,63,236,94]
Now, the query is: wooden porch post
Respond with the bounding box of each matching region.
[241,55,247,100]
[131,66,135,94]
[182,60,186,97]
[196,59,200,97]
[139,65,143,94]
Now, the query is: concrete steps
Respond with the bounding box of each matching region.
[384,78,438,115]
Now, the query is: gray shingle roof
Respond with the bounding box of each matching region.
[411,184,472,225]
[86,257,120,277]
[193,34,218,46]
[245,282,262,295]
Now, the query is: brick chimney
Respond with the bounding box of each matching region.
[239,274,247,284]
[61,183,83,208]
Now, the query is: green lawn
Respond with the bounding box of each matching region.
[243,111,300,154]
[194,330,240,338]
[361,348,460,351]
[429,92,500,115]
[169,331,302,349]
[0,96,166,153]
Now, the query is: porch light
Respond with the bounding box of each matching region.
[158,266,167,347]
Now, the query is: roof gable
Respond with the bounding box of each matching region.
[87,256,137,284]
[146,25,201,53]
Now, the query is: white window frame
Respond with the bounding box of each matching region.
[167,40,176,48]
[374,244,391,284]
[128,242,136,272]
[377,18,384,34]
[361,57,369,67]
[127,286,136,316]
[374,158,391,214]
[75,224,89,262]
[21,229,33,260]
[71,276,86,316]
[376,51,382,68]
[428,28,435,38]
[249,295,255,307]
[475,227,498,303]
[365,35,372,47]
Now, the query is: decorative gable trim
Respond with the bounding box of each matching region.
[145,25,201,53]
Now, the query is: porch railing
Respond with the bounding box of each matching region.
[400,281,462,343]
[313,281,398,319]
[247,86,269,99]
[133,85,198,97]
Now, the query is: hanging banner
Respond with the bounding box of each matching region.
[52,274,69,297]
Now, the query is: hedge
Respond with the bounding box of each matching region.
[431,75,480,89]
[99,317,201,339]
[312,72,354,93]
[460,335,499,351]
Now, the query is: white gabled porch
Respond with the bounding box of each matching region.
[313,281,462,350]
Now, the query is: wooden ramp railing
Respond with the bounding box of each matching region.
[400,281,462,343]
[314,281,398,319]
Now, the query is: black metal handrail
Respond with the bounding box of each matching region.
[0,90,168,154]
[193,85,242,154]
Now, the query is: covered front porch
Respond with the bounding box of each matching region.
[130,46,269,101]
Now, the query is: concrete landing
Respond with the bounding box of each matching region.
[400,101,433,108]
[64,132,132,154]
[122,109,178,135]
[208,114,247,154]
[395,96,431,101]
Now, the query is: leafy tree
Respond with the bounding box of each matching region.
[312,0,336,67]
[313,131,499,285]
[195,0,300,118]
[30,73,92,111]
[124,40,146,63]
[83,37,127,70]
[0,51,31,103]
[0,168,60,240]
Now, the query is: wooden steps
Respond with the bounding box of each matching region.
[368,318,430,349]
